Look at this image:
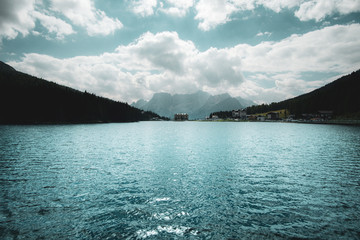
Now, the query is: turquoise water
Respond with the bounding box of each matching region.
[1,122,360,239]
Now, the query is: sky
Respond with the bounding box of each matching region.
[1,0,360,104]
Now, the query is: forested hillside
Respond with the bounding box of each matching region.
[0,61,162,124]
[246,70,360,118]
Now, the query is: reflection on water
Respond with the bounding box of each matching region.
[1,122,360,239]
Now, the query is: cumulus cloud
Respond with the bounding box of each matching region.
[118,31,197,74]
[131,0,194,17]
[194,0,296,31]
[231,23,360,103]
[8,31,244,102]
[295,0,360,22]
[0,0,36,40]
[191,47,243,87]
[32,11,75,39]
[237,23,360,73]
[237,71,338,104]
[195,0,243,31]
[256,0,297,12]
[256,31,272,37]
[50,0,123,36]
[160,0,194,17]
[0,0,122,42]
[194,0,360,31]
[131,0,158,17]
[8,24,360,103]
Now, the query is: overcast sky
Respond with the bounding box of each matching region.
[1,0,360,104]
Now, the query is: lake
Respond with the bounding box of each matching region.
[1,122,360,239]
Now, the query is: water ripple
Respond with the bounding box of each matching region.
[1,123,360,239]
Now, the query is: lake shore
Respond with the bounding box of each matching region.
[198,119,360,126]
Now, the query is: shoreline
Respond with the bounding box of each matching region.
[1,119,360,126]
[197,119,360,126]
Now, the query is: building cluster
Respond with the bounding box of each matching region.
[247,109,290,121]
[208,109,334,122]
[174,113,189,121]
[208,109,291,121]
[232,109,247,119]
[299,111,333,121]
[175,109,333,122]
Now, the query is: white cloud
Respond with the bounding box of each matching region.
[273,73,324,95]
[131,0,158,17]
[295,0,360,22]
[32,11,75,39]
[50,0,123,36]
[8,24,360,104]
[237,80,292,104]
[194,0,294,31]
[160,0,194,17]
[165,0,194,9]
[232,23,360,103]
[129,0,360,30]
[0,0,122,41]
[237,23,360,73]
[115,31,244,93]
[118,31,197,74]
[195,0,245,31]
[237,71,337,104]
[8,31,243,103]
[194,0,360,30]
[256,0,299,13]
[256,31,272,37]
[0,0,36,40]
[131,0,194,17]
[191,47,243,87]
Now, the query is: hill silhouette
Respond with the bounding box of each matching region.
[210,70,360,119]
[0,61,163,124]
[246,70,360,118]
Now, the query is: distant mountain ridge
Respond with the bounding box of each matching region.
[132,91,255,119]
[0,61,162,124]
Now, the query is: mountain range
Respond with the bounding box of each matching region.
[132,91,255,119]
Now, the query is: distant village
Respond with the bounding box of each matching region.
[208,109,334,122]
[173,109,334,122]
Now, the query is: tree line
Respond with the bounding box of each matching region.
[0,63,166,124]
